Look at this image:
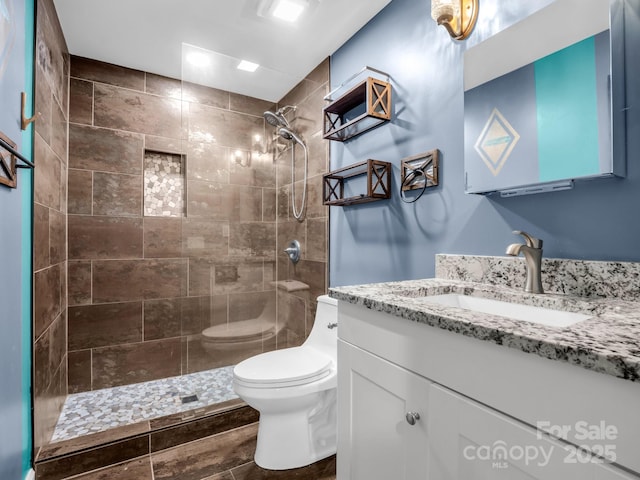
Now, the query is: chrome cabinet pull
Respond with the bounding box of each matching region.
[405,412,420,425]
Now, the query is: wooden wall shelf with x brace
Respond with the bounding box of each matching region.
[322,159,391,206]
[322,77,391,142]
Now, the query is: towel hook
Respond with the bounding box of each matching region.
[21,92,41,131]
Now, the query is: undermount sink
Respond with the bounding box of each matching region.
[420,294,591,328]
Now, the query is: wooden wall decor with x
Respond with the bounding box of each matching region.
[0,132,18,189]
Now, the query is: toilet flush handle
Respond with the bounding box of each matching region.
[327,322,338,329]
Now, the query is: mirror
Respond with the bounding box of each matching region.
[463,0,626,196]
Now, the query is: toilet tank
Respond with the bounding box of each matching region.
[303,295,338,358]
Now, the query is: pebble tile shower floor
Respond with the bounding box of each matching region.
[52,366,237,442]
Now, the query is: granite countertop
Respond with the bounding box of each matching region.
[329,278,640,382]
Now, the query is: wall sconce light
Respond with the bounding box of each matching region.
[431,0,479,40]
[232,149,251,167]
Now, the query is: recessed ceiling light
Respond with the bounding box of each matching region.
[237,60,260,72]
[186,51,210,67]
[272,0,307,22]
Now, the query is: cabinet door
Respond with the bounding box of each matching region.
[428,384,638,480]
[337,340,431,480]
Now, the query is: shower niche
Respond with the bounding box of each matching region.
[143,150,186,217]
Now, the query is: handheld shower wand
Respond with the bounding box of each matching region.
[263,107,308,221]
[277,127,308,221]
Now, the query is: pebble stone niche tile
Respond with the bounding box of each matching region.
[52,366,237,442]
[143,151,185,217]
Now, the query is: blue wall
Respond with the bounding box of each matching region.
[0,0,34,478]
[330,0,640,287]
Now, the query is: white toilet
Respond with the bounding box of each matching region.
[232,295,338,470]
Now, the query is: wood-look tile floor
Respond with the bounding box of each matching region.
[63,455,336,480]
[51,417,335,480]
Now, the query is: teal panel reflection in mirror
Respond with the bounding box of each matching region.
[535,35,601,182]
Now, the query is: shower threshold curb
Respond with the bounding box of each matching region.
[35,399,258,480]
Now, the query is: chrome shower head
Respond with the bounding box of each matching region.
[278,127,293,141]
[263,110,289,128]
[263,105,297,128]
[278,127,304,145]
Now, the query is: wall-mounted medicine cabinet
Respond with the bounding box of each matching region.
[463,0,626,197]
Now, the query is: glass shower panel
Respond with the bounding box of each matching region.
[180,43,282,373]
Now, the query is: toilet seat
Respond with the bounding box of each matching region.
[234,347,333,388]
[202,319,275,344]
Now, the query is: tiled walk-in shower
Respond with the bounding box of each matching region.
[33,4,330,476]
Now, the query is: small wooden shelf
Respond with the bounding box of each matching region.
[323,77,391,142]
[323,159,391,206]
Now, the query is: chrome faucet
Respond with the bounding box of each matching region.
[506,230,544,294]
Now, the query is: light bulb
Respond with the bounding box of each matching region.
[431,0,459,23]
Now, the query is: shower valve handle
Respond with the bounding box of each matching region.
[283,240,301,264]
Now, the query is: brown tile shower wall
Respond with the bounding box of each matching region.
[67,56,280,392]
[275,59,330,343]
[33,0,70,451]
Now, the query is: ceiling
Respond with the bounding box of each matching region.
[53,0,392,102]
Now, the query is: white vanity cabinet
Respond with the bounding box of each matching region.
[429,384,633,480]
[337,340,431,479]
[336,300,640,480]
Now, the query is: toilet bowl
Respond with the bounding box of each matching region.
[232,294,338,470]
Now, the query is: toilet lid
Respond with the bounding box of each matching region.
[202,319,275,343]
[234,347,333,386]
